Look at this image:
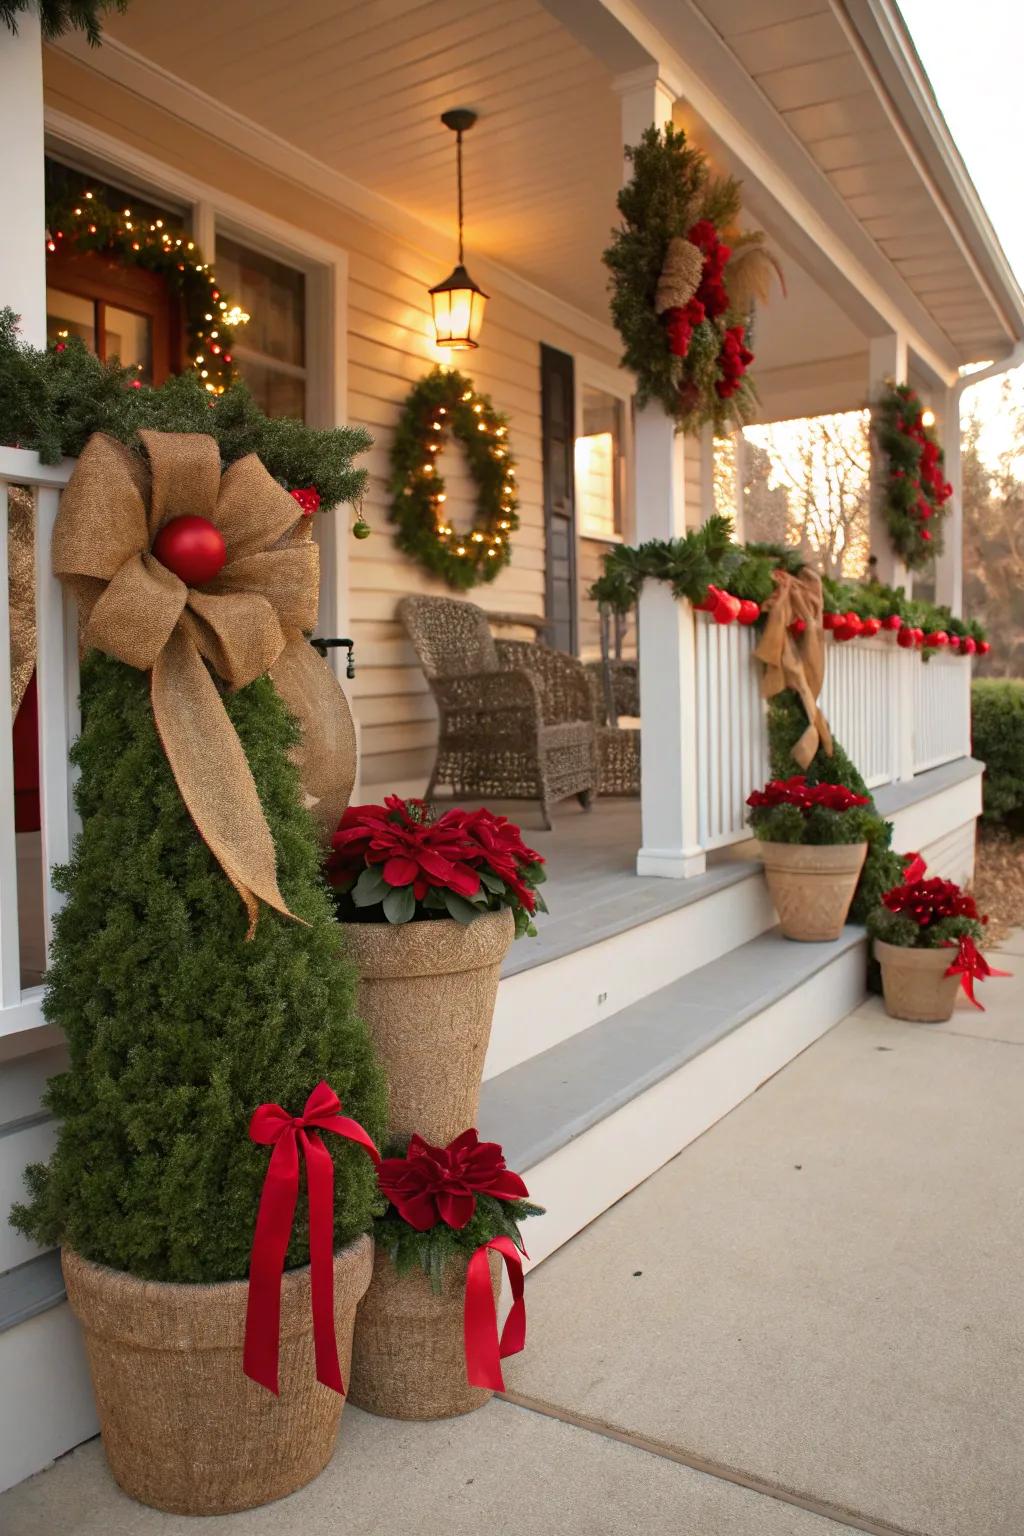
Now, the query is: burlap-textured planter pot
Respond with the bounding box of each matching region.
[875,939,961,1023]
[341,908,515,1144]
[62,1234,373,1515]
[349,1245,500,1420]
[757,840,867,942]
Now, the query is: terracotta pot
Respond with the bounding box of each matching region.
[61,1234,373,1515]
[875,939,961,1022]
[341,908,515,1144]
[349,1245,499,1420]
[757,840,867,942]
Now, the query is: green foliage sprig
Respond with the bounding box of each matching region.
[1,0,125,44]
[45,166,243,395]
[875,381,952,570]
[0,310,371,509]
[603,124,774,434]
[866,906,983,952]
[972,679,1024,827]
[375,1193,543,1294]
[388,366,519,591]
[822,575,986,644]
[11,655,386,1283]
[589,514,804,613]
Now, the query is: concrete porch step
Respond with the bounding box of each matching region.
[479,925,869,1266]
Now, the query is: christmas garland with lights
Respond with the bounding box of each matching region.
[603,125,782,435]
[875,381,952,570]
[388,366,519,591]
[45,177,247,397]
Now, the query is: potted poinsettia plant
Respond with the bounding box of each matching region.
[325,798,547,1144]
[867,872,1010,1022]
[746,775,873,941]
[349,1129,542,1420]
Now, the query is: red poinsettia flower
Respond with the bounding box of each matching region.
[440,806,545,911]
[747,776,869,814]
[327,796,481,899]
[289,486,321,516]
[882,877,981,928]
[377,1129,530,1231]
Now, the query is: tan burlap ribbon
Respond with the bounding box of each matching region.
[8,486,36,715]
[53,431,356,935]
[753,567,834,769]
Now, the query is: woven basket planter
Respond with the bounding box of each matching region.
[757,840,867,942]
[875,939,961,1023]
[349,1245,500,1420]
[62,1234,373,1515]
[341,908,515,1145]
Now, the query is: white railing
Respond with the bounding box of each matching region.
[913,651,972,772]
[0,448,79,1042]
[819,636,896,790]
[695,615,769,848]
[691,622,972,854]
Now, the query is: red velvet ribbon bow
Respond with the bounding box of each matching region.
[943,935,1011,1010]
[463,1235,527,1392]
[244,1082,380,1396]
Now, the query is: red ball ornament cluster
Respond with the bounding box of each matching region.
[821,607,988,657]
[152,515,226,587]
[693,585,760,626]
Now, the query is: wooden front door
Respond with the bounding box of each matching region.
[46,247,182,385]
[540,343,578,654]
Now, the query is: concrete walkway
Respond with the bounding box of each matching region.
[3,933,1022,1536]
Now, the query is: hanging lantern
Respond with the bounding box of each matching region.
[429,108,488,350]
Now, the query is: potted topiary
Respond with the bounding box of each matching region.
[867,872,1010,1022]
[349,1128,542,1420]
[746,775,873,941]
[325,798,546,1144]
[11,432,386,1515]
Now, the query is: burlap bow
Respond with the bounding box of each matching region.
[53,430,356,936]
[753,567,833,769]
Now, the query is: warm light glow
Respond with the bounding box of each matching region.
[222,305,250,328]
[920,408,936,428]
[575,431,617,540]
[429,267,488,350]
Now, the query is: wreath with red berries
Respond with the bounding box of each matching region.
[604,125,782,434]
[875,382,952,571]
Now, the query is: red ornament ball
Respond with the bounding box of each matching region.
[788,617,807,638]
[978,640,991,655]
[289,486,320,517]
[897,626,917,649]
[861,617,882,638]
[152,515,227,586]
[882,613,902,631]
[737,598,761,626]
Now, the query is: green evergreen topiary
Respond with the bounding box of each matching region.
[11,654,386,1283]
[766,691,905,922]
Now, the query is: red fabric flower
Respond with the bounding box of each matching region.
[377,1130,529,1231]
[664,297,706,358]
[289,486,321,517]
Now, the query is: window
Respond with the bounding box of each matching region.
[214,234,307,420]
[575,385,626,540]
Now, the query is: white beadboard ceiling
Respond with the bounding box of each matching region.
[97,0,1016,370]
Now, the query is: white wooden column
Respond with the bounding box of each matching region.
[868,333,908,591]
[933,386,963,614]
[0,15,46,345]
[614,68,705,879]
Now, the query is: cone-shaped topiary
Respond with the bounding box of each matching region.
[12,653,386,1283]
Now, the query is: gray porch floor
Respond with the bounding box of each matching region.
[5,932,1020,1535]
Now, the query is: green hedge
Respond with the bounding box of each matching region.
[973,679,1024,828]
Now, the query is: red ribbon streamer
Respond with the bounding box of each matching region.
[244,1081,380,1396]
[943,935,1011,1010]
[463,1235,527,1392]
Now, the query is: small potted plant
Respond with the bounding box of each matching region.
[746,775,872,941]
[326,798,546,1144]
[867,873,1010,1022]
[349,1128,542,1420]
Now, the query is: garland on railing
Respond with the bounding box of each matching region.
[590,522,987,652]
[603,125,782,435]
[875,382,952,570]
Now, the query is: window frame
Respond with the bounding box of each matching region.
[573,354,635,548]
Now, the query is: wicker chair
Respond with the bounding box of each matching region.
[586,658,641,797]
[398,595,597,828]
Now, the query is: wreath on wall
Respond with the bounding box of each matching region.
[603,124,783,436]
[388,365,519,591]
[45,171,247,397]
[875,381,952,570]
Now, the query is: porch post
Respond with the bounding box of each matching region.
[614,68,706,879]
[867,333,908,591]
[0,15,47,344]
[933,387,963,614]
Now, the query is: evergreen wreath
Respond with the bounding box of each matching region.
[45,166,246,396]
[388,366,519,591]
[875,381,952,570]
[603,124,782,435]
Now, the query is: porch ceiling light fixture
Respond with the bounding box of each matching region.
[430,108,488,350]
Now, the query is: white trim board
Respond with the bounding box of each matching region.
[47,36,623,359]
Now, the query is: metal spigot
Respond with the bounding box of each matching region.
[311,637,356,678]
